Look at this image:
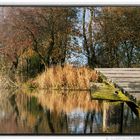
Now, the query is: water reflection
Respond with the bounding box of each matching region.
[0,90,139,134]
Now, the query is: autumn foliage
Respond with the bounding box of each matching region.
[0,7,140,88]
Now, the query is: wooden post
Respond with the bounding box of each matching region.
[103,101,109,132]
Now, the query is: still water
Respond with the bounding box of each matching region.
[0,89,139,134]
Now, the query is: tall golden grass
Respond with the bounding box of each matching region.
[34,65,97,89]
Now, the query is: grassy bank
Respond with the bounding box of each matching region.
[31,65,97,90]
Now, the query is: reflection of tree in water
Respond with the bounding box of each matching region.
[123,103,140,134]
[102,101,125,133]
[0,92,121,133]
[0,90,139,134]
[6,91,103,134]
[0,91,30,133]
[6,93,71,133]
[84,111,95,133]
[9,94,19,125]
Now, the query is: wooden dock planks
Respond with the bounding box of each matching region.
[96,68,140,99]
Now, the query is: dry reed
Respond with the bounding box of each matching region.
[34,65,98,90]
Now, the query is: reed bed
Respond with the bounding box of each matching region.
[34,65,98,90]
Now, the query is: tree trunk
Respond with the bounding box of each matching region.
[83,8,91,66]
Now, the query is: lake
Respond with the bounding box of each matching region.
[0,89,139,134]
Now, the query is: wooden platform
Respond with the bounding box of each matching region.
[96,68,140,99]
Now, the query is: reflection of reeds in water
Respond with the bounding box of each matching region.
[35,65,97,89]
[0,90,102,133]
[31,90,102,114]
[12,90,102,133]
